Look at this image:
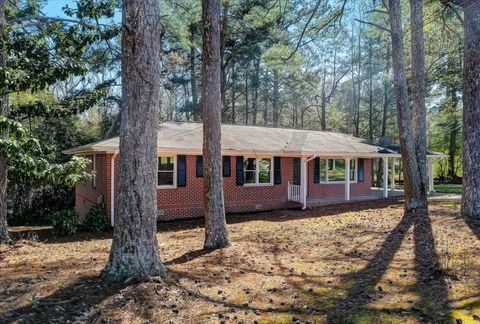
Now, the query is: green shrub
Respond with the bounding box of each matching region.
[51,209,79,236]
[84,206,108,233]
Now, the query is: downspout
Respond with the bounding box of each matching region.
[110,151,118,227]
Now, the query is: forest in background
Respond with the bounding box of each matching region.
[3,0,464,224]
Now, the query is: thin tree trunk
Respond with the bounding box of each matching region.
[458,0,480,218]
[382,45,390,138]
[388,0,424,211]
[244,67,249,125]
[231,63,236,124]
[190,25,199,121]
[102,0,165,281]
[251,58,260,125]
[320,66,327,131]
[220,1,229,122]
[447,86,459,179]
[410,0,428,207]
[202,0,230,249]
[368,39,374,141]
[0,0,10,244]
[263,70,269,125]
[272,70,279,127]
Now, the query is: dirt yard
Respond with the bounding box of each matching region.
[1,200,479,324]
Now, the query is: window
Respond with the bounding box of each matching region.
[244,157,272,185]
[244,158,256,184]
[158,156,175,187]
[319,158,356,183]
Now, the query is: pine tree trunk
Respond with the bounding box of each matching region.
[447,86,458,179]
[102,0,166,281]
[231,63,236,124]
[252,58,260,126]
[190,25,199,121]
[272,70,279,127]
[459,0,480,218]
[388,0,425,211]
[381,44,390,138]
[202,0,230,249]
[244,67,249,125]
[410,0,428,208]
[368,39,374,141]
[0,0,10,244]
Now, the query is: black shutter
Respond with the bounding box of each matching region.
[196,155,203,177]
[223,156,231,177]
[293,158,301,185]
[236,156,244,185]
[358,158,365,182]
[177,155,187,187]
[274,156,281,184]
[313,157,320,183]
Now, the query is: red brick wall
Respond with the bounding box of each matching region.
[75,154,373,222]
[75,154,107,220]
[156,155,295,220]
[307,158,372,199]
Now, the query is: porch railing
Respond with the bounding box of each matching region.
[287,181,301,203]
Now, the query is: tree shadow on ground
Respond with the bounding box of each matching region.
[412,210,451,322]
[0,275,129,323]
[165,248,216,265]
[323,209,451,322]
[463,216,480,240]
[323,210,414,322]
[7,200,404,245]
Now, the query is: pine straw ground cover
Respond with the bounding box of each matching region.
[1,200,480,324]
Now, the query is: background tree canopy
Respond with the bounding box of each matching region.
[2,0,465,225]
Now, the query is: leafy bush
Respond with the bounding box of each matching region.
[51,209,79,236]
[85,206,108,232]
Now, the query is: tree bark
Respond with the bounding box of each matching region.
[388,0,425,211]
[0,0,10,244]
[410,0,428,207]
[102,0,166,281]
[202,0,230,249]
[458,0,480,218]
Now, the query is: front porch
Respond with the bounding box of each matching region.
[287,155,442,209]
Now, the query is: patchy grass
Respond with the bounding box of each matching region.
[435,184,462,194]
[1,200,480,323]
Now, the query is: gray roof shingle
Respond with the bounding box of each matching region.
[63,122,395,157]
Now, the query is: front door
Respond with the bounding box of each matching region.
[293,157,301,185]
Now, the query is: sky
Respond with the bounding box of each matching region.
[42,0,121,22]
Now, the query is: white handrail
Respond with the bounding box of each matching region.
[287,181,301,203]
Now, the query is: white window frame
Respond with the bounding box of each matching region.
[319,158,357,184]
[243,156,274,187]
[157,154,177,189]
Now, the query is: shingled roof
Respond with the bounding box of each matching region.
[64,122,397,157]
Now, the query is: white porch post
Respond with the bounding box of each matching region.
[390,158,396,191]
[428,159,435,193]
[345,157,351,201]
[383,156,389,198]
[301,156,308,209]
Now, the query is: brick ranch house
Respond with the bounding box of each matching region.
[65,122,439,225]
